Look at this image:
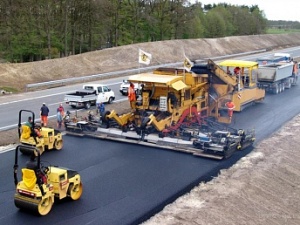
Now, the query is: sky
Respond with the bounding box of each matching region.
[192,0,300,22]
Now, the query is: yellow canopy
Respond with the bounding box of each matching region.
[219,60,258,69]
[128,73,183,85]
[172,80,187,90]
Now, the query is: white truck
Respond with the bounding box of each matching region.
[257,55,299,94]
[64,84,115,109]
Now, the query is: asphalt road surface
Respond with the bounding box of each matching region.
[1,47,300,224]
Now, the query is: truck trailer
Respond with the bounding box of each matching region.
[257,60,299,94]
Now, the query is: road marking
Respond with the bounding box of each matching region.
[0,98,127,131]
[0,91,71,106]
[0,81,124,106]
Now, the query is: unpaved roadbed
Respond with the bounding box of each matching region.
[142,115,300,225]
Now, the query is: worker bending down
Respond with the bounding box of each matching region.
[225,100,235,118]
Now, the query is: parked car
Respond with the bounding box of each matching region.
[119,80,141,96]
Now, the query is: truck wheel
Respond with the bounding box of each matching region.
[108,97,114,104]
[68,182,83,200]
[85,102,91,109]
[273,85,279,94]
[281,83,285,92]
[278,83,282,93]
[71,105,76,109]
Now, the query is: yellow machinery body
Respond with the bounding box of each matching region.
[218,59,265,111]
[65,60,258,159]
[14,146,83,216]
[106,59,264,132]
[20,126,63,155]
[107,66,220,132]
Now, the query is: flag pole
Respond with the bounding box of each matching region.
[139,63,141,74]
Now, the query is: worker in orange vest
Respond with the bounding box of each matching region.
[234,67,240,75]
[225,100,235,118]
[128,82,136,109]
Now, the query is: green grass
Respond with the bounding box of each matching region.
[0,86,18,93]
[266,28,300,34]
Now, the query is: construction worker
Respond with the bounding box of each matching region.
[24,116,42,138]
[234,67,241,75]
[128,82,136,109]
[40,103,49,126]
[225,100,235,118]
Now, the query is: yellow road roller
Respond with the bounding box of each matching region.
[13,145,83,216]
[18,109,63,155]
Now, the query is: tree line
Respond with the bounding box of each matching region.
[0,0,267,63]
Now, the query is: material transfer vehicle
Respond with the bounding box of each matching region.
[218,60,265,111]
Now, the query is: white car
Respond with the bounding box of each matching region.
[119,80,140,96]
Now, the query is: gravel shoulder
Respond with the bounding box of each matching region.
[142,115,300,225]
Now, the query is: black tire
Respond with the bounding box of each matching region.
[272,84,279,94]
[281,83,285,92]
[101,111,111,123]
[108,97,114,104]
[71,105,76,109]
[286,79,292,89]
[85,102,91,109]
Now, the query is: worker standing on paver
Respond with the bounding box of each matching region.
[128,82,136,110]
[225,100,235,119]
[40,103,49,127]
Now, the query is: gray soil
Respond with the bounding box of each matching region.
[1,33,300,224]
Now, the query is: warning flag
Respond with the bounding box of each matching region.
[183,55,194,72]
[138,49,152,65]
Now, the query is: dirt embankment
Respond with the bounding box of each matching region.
[142,115,300,225]
[1,33,300,92]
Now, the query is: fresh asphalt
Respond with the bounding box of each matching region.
[1,83,300,224]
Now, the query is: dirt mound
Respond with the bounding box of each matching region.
[1,33,300,91]
[142,115,300,225]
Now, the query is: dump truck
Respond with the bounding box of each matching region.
[256,58,299,94]
[65,59,256,160]
[256,53,292,66]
